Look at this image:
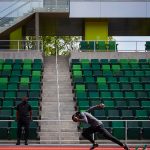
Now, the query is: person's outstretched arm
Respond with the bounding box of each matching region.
[86,103,105,113]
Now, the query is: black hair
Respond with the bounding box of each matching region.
[72,112,80,121]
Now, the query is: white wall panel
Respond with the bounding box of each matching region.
[70,2,100,18]
[101,2,147,18]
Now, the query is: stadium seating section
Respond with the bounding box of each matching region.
[0,58,43,140]
[71,58,150,140]
[79,41,117,51]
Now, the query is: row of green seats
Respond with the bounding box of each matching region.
[72,76,150,84]
[0,76,42,84]
[0,109,40,120]
[0,59,42,64]
[80,120,150,140]
[0,84,41,92]
[72,64,150,71]
[75,91,149,100]
[74,83,150,91]
[0,70,42,77]
[72,70,150,77]
[0,121,39,139]
[94,121,150,140]
[0,65,43,71]
[79,41,117,51]
[0,90,41,99]
[71,59,150,64]
[0,100,39,110]
[77,100,150,111]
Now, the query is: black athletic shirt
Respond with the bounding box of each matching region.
[16,102,32,120]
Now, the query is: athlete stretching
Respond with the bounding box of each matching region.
[72,104,130,150]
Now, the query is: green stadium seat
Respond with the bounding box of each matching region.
[32,71,42,77]
[29,122,39,139]
[103,70,113,77]
[121,110,134,120]
[129,59,138,64]
[11,70,21,77]
[103,101,115,110]
[107,109,120,120]
[124,71,134,77]
[5,59,13,64]
[140,64,150,70]
[22,70,31,77]
[144,84,150,91]
[134,71,144,77]
[9,77,19,84]
[120,83,132,91]
[102,65,110,71]
[128,101,140,110]
[76,91,88,101]
[107,77,117,83]
[93,110,107,120]
[91,59,99,64]
[127,121,141,139]
[80,59,90,64]
[9,121,17,139]
[135,110,148,120]
[109,83,120,91]
[136,91,148,99]
[88,91,99,100]
[29,91,41,99]
[132,83,144,91]
[118,77,129,83]
[72,77,84,84]
[84,77,95,83]
[91,64,100,70]
[71,59,80,65]
[2,101,14,110]
[115,101,128,109]
[0,77,8,84]
[141,121,150,139]
[109,59,118,64]
[5,91,16,99]
[96,41,107,50]
[13,64,22,70]
[108,41,117,51]
[97,83,109,91]
[20,77,30,84]
[145,71,150,76]
[111,65,120,71]
[72,65,81,71]
[97,77,106,84]
[112,121,125,139]
[0,110,12,120]
[93,70,102,76]
[19,83,29,90]
[139,59,148,64]
[120,64,131,70]
[3,64,12,70]
[32,64,42,71]
[0,121,9,139]
[119,59,129,64]
[83,70,92,77]
[112,91,124,100]
[72,71,82,77]
[145,41,150,51]
[78,101,90,111]
[124,91,136,100]
[141,101,150,110]
[80,41,89,50]
[75,84,85,92]
[100,92,112,100]
[141,77,150,83]
[23,59,32,64]
[86,83,97,91]
[88,41,95,50]
[100,59,109,64]
[28,101,39,110]
[130,77,140,83]
[34,59,42,64]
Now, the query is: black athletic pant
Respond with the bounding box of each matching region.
[82,124,124,147]
[17,119,30,141]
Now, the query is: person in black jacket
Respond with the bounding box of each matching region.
[16,97,32,145]
[72,104,129,150]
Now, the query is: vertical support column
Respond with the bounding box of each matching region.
[84,20,108,41]
[35,12,40,50]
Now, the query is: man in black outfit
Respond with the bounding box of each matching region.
[16,97,32,145]
[72,104,130,150]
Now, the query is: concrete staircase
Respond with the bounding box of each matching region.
[39,56,79,144]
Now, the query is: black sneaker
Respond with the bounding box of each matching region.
[16,141,20,145]
[123,144,130,150]
[25,141,28,145]
[90,143,99,150]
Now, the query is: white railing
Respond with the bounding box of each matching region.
[0,40,43,51]
[74,40,150,52]
[0,119,149,145]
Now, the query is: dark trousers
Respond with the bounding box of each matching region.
[17,119,30,141]
[82,125,124,147]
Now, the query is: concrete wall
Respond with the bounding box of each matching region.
[70,0,150,18]
[70,51,150,61]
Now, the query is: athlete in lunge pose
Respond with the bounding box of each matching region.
[72,104,130,150]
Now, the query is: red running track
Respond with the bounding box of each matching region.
[0,146,149,150]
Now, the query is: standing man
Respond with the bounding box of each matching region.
[72,104,130,150]
[16,97,32,145]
